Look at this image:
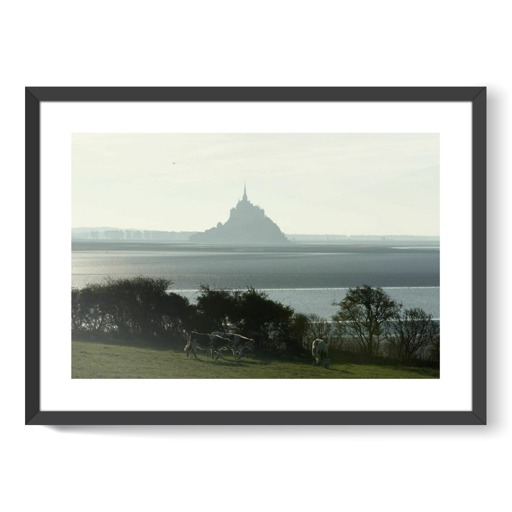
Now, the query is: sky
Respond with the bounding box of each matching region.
[72,133,439,236]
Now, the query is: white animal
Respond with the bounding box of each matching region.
[184,332,198,358]
[184,331,230,359]
[207,333,232,359]
[184,331,207,358]
[211,332,255,359]
[312,338,329,367]
[231,333,255,359]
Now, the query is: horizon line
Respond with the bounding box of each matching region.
[71,227,440,238]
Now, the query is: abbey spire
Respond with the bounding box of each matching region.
[242,182,248,202]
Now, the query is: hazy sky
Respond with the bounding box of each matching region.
[72,133,439,236]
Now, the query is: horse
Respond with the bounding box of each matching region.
[230,333,255,359]
[207,332,232,359]
[312,338,329,368]
[184,331,208,358]
[184,331,230,359]
[211,332,255,359]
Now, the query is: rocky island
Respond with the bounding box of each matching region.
[189,185,288,244]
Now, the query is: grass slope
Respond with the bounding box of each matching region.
[72,339,439,379]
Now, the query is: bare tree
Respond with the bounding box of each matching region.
[306,313,333,340]
[332,285,398,358]
[388,308,440,363]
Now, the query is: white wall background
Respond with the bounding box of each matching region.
[0,1,508,511]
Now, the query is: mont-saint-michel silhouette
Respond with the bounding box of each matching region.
[189,185,288,244]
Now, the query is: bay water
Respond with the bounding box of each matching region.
[72,241,440,320]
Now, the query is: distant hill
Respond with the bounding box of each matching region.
[189,186,288,244]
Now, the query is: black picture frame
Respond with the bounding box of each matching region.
[25,87,486,425]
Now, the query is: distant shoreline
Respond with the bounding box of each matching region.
[72,228,439,243]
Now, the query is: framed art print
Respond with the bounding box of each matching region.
[25,87,486,425]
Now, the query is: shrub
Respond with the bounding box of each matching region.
[72,277,190,341]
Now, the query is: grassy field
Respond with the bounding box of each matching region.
[72,338,439,379]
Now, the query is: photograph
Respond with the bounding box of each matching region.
[71,132,440,380]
